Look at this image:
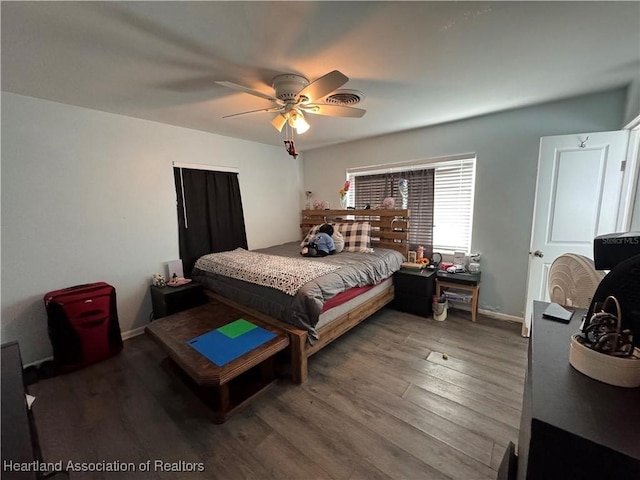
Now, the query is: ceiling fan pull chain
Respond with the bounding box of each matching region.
[283,122,299,158]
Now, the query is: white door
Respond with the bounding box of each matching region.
[523,130,630,333]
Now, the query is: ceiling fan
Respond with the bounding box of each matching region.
[215,70,366,134]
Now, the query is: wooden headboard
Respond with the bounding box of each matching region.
[301,209,410,258]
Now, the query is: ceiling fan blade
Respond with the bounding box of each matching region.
[303,104,366,118]
[216,81,283,104]
[296,70,348,102]
[222,106,283,119]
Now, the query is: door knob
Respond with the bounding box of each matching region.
[531,250,544,258]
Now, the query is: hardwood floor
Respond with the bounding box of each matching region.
[29,307,528,480]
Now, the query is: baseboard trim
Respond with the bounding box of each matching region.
[478,308,524,324]
[24,356,53,369]
[24,326,147,368]
[121,326,146,340]
[448,303,523,323]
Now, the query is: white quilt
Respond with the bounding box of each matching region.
[194,248,341,296]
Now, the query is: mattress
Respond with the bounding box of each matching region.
[191,241,404,342]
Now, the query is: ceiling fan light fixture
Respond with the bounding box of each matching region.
[289,109,310,134]
[271,112,287,132]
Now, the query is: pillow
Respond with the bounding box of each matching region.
[301,225,345,253]
[334,222,373,253]
[332,230,345,253]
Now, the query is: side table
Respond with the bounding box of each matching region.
[435,279,480,322]
[393,268,437,317]
[150,282,207,320]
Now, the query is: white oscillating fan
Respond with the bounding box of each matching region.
[547,254,605,308]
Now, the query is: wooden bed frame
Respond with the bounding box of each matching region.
[206,209,410,384]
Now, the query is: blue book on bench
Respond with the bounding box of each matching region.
[187,319,277,367]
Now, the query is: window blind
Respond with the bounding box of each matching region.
[347,156,475,253]
[432,159,475,252]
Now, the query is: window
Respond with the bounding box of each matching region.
[347,156,476,253]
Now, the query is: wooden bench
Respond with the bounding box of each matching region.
[145,300,289,423]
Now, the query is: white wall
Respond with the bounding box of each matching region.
[631,164,640,231]
[1,92,303,364]
[623,78,640,127]
[303,88,628,320]
[626,129,640,231]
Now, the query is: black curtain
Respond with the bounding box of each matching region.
[174,168,248,276]
[353,168,434,253]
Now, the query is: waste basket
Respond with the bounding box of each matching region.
[433,297,448,321]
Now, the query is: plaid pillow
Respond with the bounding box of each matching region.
[334,222,373,253]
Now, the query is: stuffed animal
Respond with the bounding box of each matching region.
[301,223,336,257]
[152,274,166,287]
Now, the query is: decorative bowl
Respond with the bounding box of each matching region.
[569,334,640,388]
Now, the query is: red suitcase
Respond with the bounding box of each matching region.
[44,282,123,372]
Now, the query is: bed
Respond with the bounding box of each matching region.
[191,209,410,383]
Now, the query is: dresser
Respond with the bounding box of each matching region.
[511,301,640,479]
[1,342,39,480]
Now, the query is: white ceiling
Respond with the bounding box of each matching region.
[2,1,639,151]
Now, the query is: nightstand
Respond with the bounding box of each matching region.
[435,279,480,322]
[393,268,437,317]
[150,282,208,320]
